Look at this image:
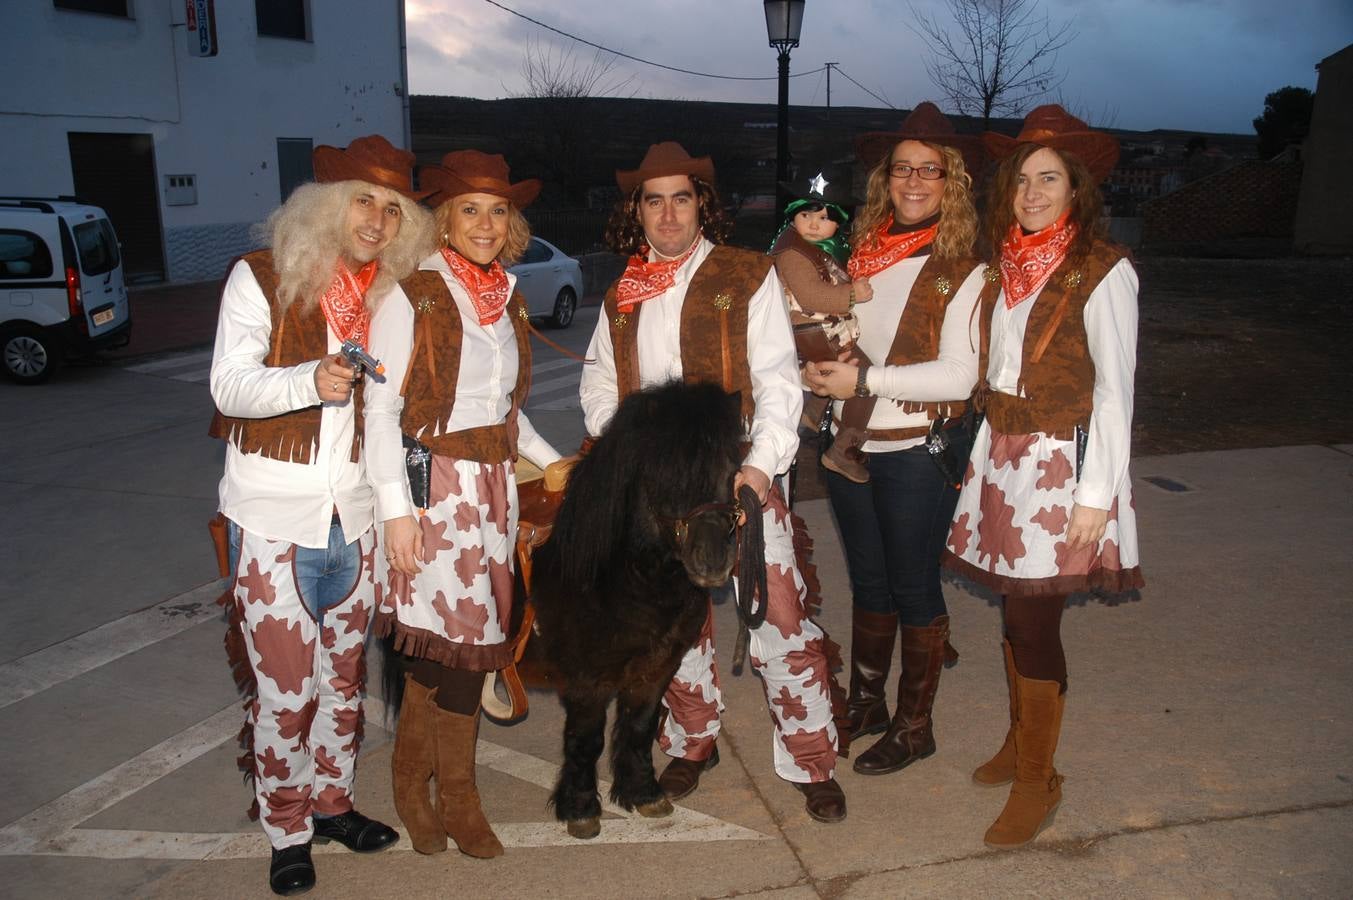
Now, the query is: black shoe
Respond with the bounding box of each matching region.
[312,810,400,853]
[269,843,315,896]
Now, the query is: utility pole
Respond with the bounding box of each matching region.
[825,62,838,122]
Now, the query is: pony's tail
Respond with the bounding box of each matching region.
[376,632,406,729]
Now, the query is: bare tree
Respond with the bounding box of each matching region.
[909,0,1076,128]
[511,37,635,100]
[1054,90,1118,129]
[505,39,639,205]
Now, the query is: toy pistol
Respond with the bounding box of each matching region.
[340,339,386,381]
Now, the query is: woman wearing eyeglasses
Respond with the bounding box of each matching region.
[805,103,996,777]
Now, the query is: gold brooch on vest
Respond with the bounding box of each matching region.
[613,313,630,329]
[516,304,530,320]
[983,265,1001,284]
[712,292,732,310]
[934,275,952,296]
[416,295,437,313]
[1062,269,1084,288]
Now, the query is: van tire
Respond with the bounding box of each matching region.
[2,325,62,384]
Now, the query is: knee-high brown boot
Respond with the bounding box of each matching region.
[432,707,504,858]
[392,675,448,854]
[971,640,1018,786]
[983,674,1065,849]
[841,608,897,745]
[853,614,948,775]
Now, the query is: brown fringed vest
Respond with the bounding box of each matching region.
[865,254,998,442]
[208,250,360,464]
[979,238,1130,439]
[397,270,532,463]
[604,244,771,429]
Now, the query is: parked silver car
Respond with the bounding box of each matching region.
[508,237,583,328]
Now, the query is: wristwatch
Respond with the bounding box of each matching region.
[854,366,871,398]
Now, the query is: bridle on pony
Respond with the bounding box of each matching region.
[658,485,769,674]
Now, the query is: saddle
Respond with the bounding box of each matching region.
[480,456,574,724]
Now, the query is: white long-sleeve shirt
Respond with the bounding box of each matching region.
[579,237,802,479]
[210,260,373,549]
[988,257,1139,510]
[364,253,561,525]
[843,254,986,452]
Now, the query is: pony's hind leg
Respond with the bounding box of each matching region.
[551,689,608,839]
[609,685,673,818]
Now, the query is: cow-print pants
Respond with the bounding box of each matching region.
[230,522,377,849]
[659,487,839,784]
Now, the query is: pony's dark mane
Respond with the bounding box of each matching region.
[548,381,742,590]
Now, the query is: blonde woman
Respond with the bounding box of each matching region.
[365,150,562,858]
[806,103,994,777]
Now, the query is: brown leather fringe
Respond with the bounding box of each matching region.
[217,586,261,821]
[372,611,513,672]
[941,549,1144,600]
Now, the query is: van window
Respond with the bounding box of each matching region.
[0,229,54,279]
[73,218,120,276]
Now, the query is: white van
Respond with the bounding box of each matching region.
[1,197,132,384]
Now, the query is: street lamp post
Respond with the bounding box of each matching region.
[764,1,805,219]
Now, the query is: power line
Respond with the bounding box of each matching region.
[481,0,825,82]
[832,65,896,109]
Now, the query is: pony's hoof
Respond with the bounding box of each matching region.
[635,796,674,818]
[566,817,601,840]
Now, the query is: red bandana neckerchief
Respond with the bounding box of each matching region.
[1000,212,1078,309]
[614,239,700,313]
[441,247,511,325]
[847,216,939,280]
[319,260,378,346]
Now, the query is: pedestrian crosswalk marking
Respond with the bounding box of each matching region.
[122,352,585,407]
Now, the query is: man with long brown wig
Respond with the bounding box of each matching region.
[209,134,430,895]
[579,141,846,823]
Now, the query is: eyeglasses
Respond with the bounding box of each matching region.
[888,163,946,181]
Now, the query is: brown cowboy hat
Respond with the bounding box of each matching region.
[311,134,427,200]
[616,142,716,195]
[419,150,542,209]
[854,102,984,174]
[983,104,1120,183]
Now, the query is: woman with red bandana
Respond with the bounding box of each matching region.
[364,151,562,859]
[943,106,1144,849]
[805,103,992,778]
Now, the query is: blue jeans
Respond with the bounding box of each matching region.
[825,429,970,626]
[227,517,362,626]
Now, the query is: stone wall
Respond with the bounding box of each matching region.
[164,223,260,284]
[1141,161,1302,249]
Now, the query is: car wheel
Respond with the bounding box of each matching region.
[2,326,62,385]
[551,287,576,329]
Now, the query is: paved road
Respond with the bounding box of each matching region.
[1,303,1351,898]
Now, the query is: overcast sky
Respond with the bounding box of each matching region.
[405,0,1351,134]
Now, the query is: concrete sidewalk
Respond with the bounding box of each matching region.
[1,356,1351,898]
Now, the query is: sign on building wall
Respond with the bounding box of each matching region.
[186,0,218,57]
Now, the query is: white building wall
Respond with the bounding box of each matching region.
[0,1,407,282]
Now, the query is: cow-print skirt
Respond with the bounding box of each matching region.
[943,422,1143,598]
[374,454,518,671]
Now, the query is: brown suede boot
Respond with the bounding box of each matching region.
[821,425,870,484]
[392,675,448,854]
[983,674,1065,849]
[841,608,897,747]
[431,707,504,858]
[853,615,948,775]
[972,640,1018,786]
